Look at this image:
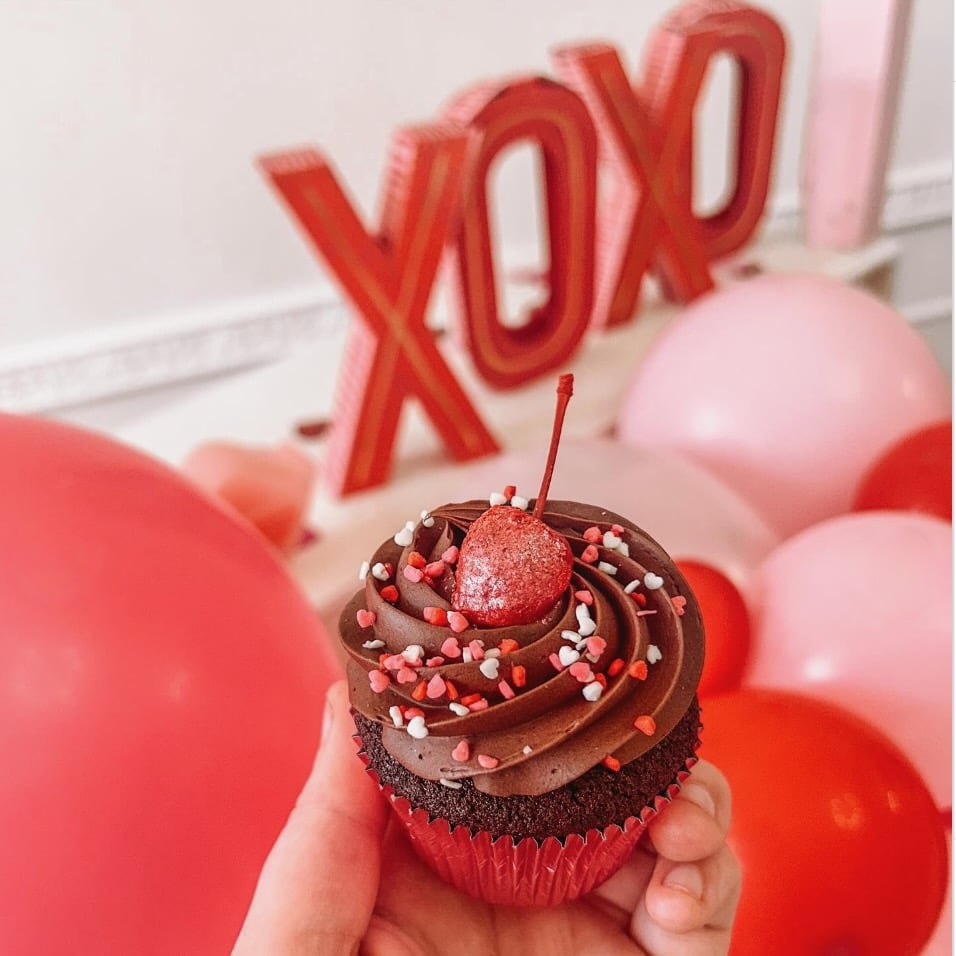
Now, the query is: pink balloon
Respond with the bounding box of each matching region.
[0,414,339,953]
[746,511,952,810]
[616,274,951,538]
[450,437,780,592]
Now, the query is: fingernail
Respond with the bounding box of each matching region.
[681,782,716,818]
[663,862,704,900]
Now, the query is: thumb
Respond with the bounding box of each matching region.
[233,679,388,955]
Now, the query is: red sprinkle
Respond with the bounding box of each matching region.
[477,754,500,769]
[468,698,490,712]
[594,673,608,689]
[425,560,446,578]
[412,680,428,701]
[426,656,445,667]
[574,589,594,606]
[498,679,515,700]
[634,715,657,736]
[581,544,600,564]
[503,485,517,500]
[424,606,448,627]
[511,664,527,688]
[356,609,376,628]
[608,658,626,677]
[497,638,519,656]
[459,693,481,706]
[446,680,460,701]
[632,592,647,607]
[442,546,460,564]
[407,551,427,569]
[452,740,470,762]
[629,660,649,680]
[380,585,399,603]
[404,707,425,720]
[583,526,602,544]
[602,755,622,772]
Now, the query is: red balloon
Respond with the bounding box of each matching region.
[701,689,948,956]
[676,559,750,697]
[853,420,952,521]
[0,414,339,954]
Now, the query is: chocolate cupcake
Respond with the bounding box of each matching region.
[340,492,704,905]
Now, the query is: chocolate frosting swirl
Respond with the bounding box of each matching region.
[340,499,704,797]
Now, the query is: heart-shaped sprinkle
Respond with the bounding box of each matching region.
[671,595,687,616]
[426,656,445,667]
[371,562,390,581]
[426,674,447,699]
[569,661,593,683]
[603,531,622,549]
[425,560,445,578]
[401,644,424,665]
[574,589,593,606]
[634,715,656,736]
[586,636,607,657]
[489,492,508,506]
[447,611,469,633]
[629,660,649,680]
[442,546,460,565]
[449,702,469,716]
[394,524,414,547]
[407,551,426,569]
[647,644,663,664]
[396,666,418,684]
[383,654,404,671]
[368,670,390,693]
[380,585,399,603]
[468,640,485,661]
[477,754,499,769]
[356,609,376,628]
[423,606,448,626]
[644,572,664,590]
[406,716,429,739]
[583,681,604,702]
[403,566,424,583]
[581,544,599,564]
[452,740,470,762]
[479,658,500,680]
[511,495,530,511]
[583,526,602,544]
[558,646,581,667]
[440,637,462,658]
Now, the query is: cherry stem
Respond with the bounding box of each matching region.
[534,373,574,519]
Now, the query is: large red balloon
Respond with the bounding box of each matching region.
[0,414,339,954]
[701,689,948,956]
[853,420,952,521]
[675,559,750,697]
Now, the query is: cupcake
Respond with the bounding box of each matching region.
[339,379,704,905]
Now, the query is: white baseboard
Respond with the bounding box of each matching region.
[2,164,951,416]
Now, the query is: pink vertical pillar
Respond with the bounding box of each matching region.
[802,0,913,249]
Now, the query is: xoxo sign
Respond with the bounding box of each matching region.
[260,0,785,495]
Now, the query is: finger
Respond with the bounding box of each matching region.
[232,680,387,955]
[631,844,741,954]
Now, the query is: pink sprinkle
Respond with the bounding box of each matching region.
[574,589,593,606]
[383,654,405,672]
[581,544,599,564]
[586,636,607,657]
[477,754,499,769]
[442,546,460,564]
[403,566,424,583]
[467,698,490,712]
[636,609,658,617]
[452,740,470,762]
[448,611,470,633]
[425,560,445,578]
[440,636,462,658]
[368,670,390,693]
[671,595,687,616]
[611,524,624,535]
[426,656,445,667]
[498,679,515,699]
[468,640,485,661]
[569,661,593,683]
[396,666,418,684]
[549,652,564,671]
[583,526,602,544]
[356,609,376,628]
[426,674,447,699]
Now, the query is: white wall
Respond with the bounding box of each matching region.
[0,0,951,412]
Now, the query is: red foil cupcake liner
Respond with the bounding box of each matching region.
[363,753,697,907]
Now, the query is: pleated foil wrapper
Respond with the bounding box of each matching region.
[363,751,698,907]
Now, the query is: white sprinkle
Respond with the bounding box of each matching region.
[371,562,390,581]
[576,639,588,652]
[479,658,500,680]
[598,561,618,576]
[394,526,414,547]
[582,681,604,702]
[407,716,429,739]
[362,639,386,650]
[575,605,597,636]
[616,542,630,557]
[420,510,435,528]
[484,648,501,659]
[440,778,463,789]
[522,745,533,755]
[624,579,641,594]
[389,705,404,727]
[644,572,664,590]
[647,644,663,664]
[449,702,469,716]
[562,629,582,642]
[558,646,581,667]
[402,644,424,664]
[462,648,473,663]
[489,492,508,506]
[511,495,530,511]
[358,560,370,581]
[603,531,622,549]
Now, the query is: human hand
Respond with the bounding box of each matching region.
[233,680,740,955]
